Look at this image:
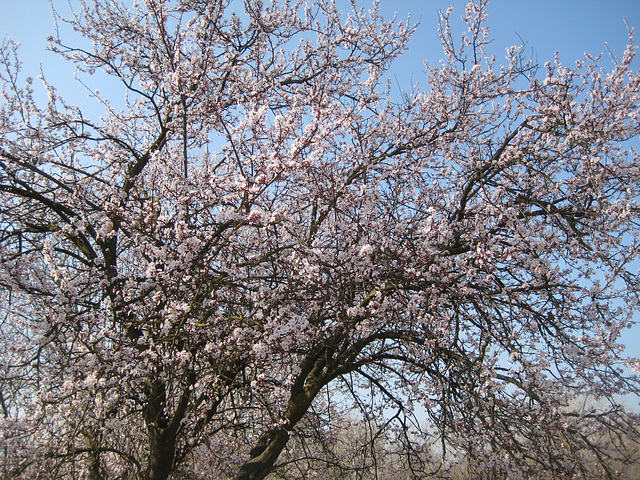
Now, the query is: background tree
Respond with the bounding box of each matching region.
[1,0,640,479]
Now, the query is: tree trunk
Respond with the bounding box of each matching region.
[145,427,178,480]
[143,381,191,480]
[233,428,291,480]
[234,349,334,480]
[84,431,102,480]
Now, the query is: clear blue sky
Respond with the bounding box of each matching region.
[2,0,640,359]
[383,0,640,89]
[2,1,639,100]
[2,1,639,85]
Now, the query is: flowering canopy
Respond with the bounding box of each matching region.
[1,1,640,479]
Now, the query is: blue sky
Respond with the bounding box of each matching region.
[2,1,639,101]
[2,0,640,360]
[2,1,639,82]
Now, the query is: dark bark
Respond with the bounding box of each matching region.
[145,426,179,480]
[143,381,191,480]
[233,428,291,480]
[85,434,103,480]
[234,346,338,480]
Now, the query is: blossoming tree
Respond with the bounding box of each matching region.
[1,0,640,479]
